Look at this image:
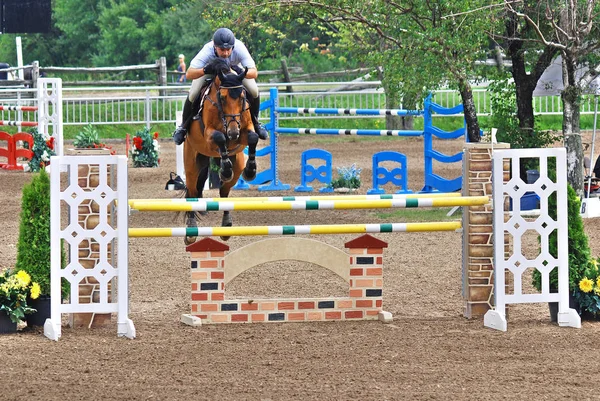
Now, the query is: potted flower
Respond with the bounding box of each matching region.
[328,163,362,192]
[26,127,56,172]
[73,124,115,154]
[0,269,40,333]
[572,258,600,318]
[130,127,160,167]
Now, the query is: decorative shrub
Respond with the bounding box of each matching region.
[130,127,160,167]
[532,184,592,294]
[27,128,56,172]
[15,169,68,298]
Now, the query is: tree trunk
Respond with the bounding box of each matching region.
[458,78,481,142]
[384,86,403,130]
[562,55,583,195]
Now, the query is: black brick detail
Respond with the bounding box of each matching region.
[268,313,285,321]
[200,282,219,291]
[191,260,198,269]
[356,257,374,265]
[221,303,238,311]
[318,301,335,309]
[366,289,382,297]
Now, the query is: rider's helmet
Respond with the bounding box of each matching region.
[213,28,235,49]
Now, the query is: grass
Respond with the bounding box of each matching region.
[374,207,461,222]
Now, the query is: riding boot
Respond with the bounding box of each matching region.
[172,98,193,145]
[249,94,269,140]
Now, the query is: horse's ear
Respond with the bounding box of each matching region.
[239,67,248,80]
[217,69,225,81]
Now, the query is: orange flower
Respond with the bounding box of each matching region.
[153,132,159,139]
[45,136,55,150]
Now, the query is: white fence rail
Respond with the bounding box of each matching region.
[0,82,597,128]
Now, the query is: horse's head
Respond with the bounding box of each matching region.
[207,58,248,141]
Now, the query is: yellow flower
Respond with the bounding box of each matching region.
[16,270,31,287]
[30,282,40,300]
[580,277,594,293]
[593,259,599,271]
[597,277,600,289]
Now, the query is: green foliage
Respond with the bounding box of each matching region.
[532,184,592,293]
[27,128,56,173]
[15,169,68,298]
[487,79,560,150]
[130,127,160,167]
[74,124,102,148]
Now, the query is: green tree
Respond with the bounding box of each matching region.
[505,0,600,195]
[204,0,503,142]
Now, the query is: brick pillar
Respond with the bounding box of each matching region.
[70,148,113,328]
[463,142,510,318]
[345,234,388,320]
[187,238,230,323]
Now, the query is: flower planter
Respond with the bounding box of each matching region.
[334,187,357,193]
[0,312,17,334]
[548,293,580,323]
[26,295,51,327]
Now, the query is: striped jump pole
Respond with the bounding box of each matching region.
[276,128,423,136]
[0,105,38,112]
[0,121,38,127]
[129,221,462,238]
[128,192,464,208]
[276,107,423,116]
[129,196,489,213]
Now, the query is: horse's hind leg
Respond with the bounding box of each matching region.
[242,131,259,181]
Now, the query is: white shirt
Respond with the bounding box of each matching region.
[189,40,256,70]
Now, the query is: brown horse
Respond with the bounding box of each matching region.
[183,58,259,244]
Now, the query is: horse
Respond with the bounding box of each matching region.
[183,58,259,245]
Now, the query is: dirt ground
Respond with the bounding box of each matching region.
[1,134,600,401]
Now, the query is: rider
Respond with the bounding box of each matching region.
[172,27,268,145]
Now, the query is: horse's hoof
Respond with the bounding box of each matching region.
[242,169,256,181]
[220,170,234,182]
[184,236,197,245]
[219,235,231,242]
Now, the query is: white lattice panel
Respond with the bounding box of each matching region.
[45,155,134,340]
[37,78,64,158]
[484,148,580,331]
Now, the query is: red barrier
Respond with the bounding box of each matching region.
[0,131,34,170]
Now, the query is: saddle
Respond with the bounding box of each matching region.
[190,80,213,134]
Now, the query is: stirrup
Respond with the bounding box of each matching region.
[172,126,187,145]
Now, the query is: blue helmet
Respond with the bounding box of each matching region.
[213,28,235,49]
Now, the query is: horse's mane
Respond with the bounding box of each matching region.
[206,58,231,75]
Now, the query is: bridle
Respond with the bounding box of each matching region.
[204,80,249,135]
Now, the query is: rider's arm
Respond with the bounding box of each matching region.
[186,67,206,80]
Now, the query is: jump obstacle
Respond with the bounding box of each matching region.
[0,78,64,170]
[45,145,580,340]
[173,88,469,194]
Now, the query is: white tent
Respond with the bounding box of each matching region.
[534,55,600,96]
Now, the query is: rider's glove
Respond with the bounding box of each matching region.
[231,65,244,75]
[203,64,216,76]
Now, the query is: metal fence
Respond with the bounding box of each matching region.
[0,82,597,129]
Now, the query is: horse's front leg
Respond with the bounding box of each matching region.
[242,131,259,181]
[212,131,234,182]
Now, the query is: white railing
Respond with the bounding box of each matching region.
[1,82,597,128]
